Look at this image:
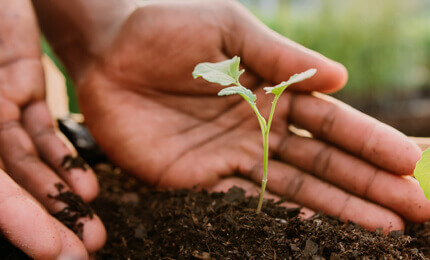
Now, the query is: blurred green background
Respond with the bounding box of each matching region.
[241,0,430,97]
[44,0,430,135]
[241,0,430,135]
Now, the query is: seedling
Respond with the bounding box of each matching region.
[193,56,316,212]
[414,148,430,200]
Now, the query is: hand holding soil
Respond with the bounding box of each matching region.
[35,0,428,234]
[0,1,106,259]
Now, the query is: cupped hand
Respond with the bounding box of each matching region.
[0,0,105,258]
[75,0,426,233]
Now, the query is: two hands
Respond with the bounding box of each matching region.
[71,0,428,231]
[1,0,428,258]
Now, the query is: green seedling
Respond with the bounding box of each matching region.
[193,56,316,213]
[414,148,430,200]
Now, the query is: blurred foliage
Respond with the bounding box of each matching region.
[243,0,430,98]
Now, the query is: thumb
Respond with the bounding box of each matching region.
[221,1,348,93]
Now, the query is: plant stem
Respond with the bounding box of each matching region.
[256,126,269,213]
[256,94,281,213]
[267,95,280,132]
[251,106,266,136]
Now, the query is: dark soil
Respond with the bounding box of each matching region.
[61,155,88,171]
[2,163,430,259]
[0,238,30,260]
[90,164,428,259]
[49,182,94,239]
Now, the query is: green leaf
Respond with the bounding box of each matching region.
[218,86,257,106]
[192,56,245,86]
[264,68,317,95]
[415,148,430,200]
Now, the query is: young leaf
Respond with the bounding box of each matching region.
[192,56,245,86]
[264,68,317,95]
[414,148,430,200]
[218,86,257,106]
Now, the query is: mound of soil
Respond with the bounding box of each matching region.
[92,164,427,259]
[1,163,430,259]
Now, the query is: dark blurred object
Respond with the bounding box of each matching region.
[58,116,108,166]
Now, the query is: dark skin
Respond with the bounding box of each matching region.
[36,0,428,232]
[0,0,105,258]
[0,0,425,257]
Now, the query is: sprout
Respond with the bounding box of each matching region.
[193,56,316,213]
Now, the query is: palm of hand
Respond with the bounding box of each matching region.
[77,1,430,232]
[78,3,290,187]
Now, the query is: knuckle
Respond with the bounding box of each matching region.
[359,123,378,157]
[338,194,352,221]
[249,162,263,181]
[361,169,378,198]
[216,0,246,25]
[319,103,338,138]
[275,135,291,157]
[287,170,305,201]
[0,98,20,124]
[0,59,44,106]
[312,144,332,178]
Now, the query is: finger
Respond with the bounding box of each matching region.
[0,0,104,253]
[287,93,421,175]
[276,134,430,223]
[51,218,89,260]
[0,121,67,211]
[221,1,347,93]
[210,176,314,218]
[245,160,404,233]
[21,101,99,202]
[0,121,106,252]
[77,215,107,254]
[0,169,61,259]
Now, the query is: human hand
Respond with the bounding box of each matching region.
[61,1,425,232]
[0,1,105,258]
[0,167,87,259]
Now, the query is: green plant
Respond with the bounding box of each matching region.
[414,148,430,200]
[193,56,316,212]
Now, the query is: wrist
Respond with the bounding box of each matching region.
[32,0,139,81]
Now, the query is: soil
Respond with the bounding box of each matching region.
[49,182,94,239]
[1,163,430,259]
[61,155,88,171]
